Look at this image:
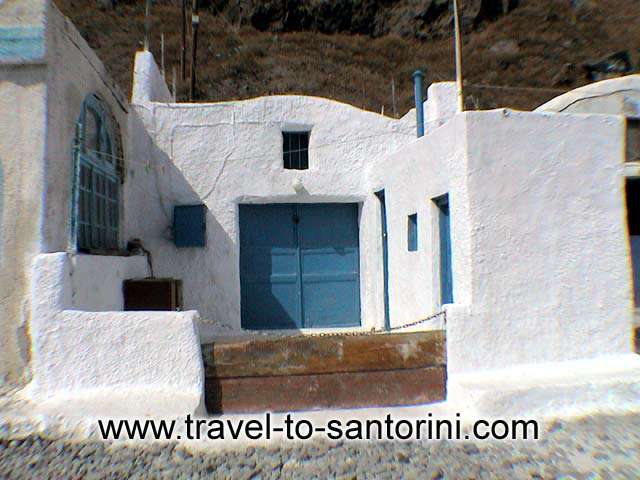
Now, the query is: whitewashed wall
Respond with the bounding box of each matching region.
[128,53,418,333]
[369,103,633,373]
[70,254,148,311]
[0,0,48,385]
[536,74,640,116]
[367,115,470,328]
[27,253,204,417]
[0,3,149,387]
[448,109,633,374]
[43,4,129,253]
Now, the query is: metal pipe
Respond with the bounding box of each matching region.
[413,70,425,138]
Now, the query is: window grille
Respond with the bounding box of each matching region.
[74,95,120,252]
[283,131,309,170]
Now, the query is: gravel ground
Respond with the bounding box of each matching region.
[1,413,639,479]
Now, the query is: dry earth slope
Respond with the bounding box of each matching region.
[56,0,640,114]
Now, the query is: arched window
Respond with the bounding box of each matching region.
[72,95,121,252]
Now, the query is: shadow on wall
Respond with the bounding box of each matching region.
[151,137,319,332]
[127,109,238,327]
[0,159,3,268]
[128,112,316,414]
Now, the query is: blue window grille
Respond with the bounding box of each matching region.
[283,131,309,170]
[72,95,120,252]
[407,213,418,251]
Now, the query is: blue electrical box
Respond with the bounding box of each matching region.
[173,204,206,247]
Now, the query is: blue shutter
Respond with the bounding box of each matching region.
[173,204,207,247]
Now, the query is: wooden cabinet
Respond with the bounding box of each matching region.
[123,278,182,311]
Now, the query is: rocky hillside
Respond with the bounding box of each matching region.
[206,0,518,39]
[56,0,640,114]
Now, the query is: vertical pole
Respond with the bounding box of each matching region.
[413,70,425,138]
[375,190,390,332]
[190,0,199,101]
[391,77,397,118]
[181,0,187,80]
[172,66,177,102]
[144,0,151,51]
[453,0,464,112]
[160,32,165,78]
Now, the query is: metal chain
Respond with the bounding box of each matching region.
[389,309,446,331]
[305,310,446,338]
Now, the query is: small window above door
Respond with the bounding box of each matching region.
[283,131,309,170]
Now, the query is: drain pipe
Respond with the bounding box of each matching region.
[413,70,425,138]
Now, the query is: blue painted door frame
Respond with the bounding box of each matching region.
[434,194,453,305]
[240,203,361,330]
[375,191,391,331]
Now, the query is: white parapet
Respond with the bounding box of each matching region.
[26,253,205,418]
[447,353,640,419]
[131,50,172,104]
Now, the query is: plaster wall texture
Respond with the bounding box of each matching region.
[128,55,423,332]
[424,82,458,128]
[131,51,172,104]
[27,253,204,417]
[536,74,640,116]
[43,4,129,253]
[70,254,148,311]
[367,116,471,327]
[447,353,640,418]
[0,3,131,387]
[447,110,633,375]
[0,0,46,28]
[0,65,46,385]
[0,0,49,385]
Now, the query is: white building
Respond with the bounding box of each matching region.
[1,1,638,418]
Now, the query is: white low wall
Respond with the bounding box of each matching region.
[27,253,204,417]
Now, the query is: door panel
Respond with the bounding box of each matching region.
[240,205,301,329]
[239,203,361,329]
[298,204,360,327]
[435,195,453,305]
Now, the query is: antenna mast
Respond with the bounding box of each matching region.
[453,0,464,112]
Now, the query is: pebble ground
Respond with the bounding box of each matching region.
[1,413,639,479]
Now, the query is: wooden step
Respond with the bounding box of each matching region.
[203,330,446,413]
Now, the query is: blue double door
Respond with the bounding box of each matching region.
[240,203,361,329]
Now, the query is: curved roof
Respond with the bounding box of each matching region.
[535,74,640,114]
